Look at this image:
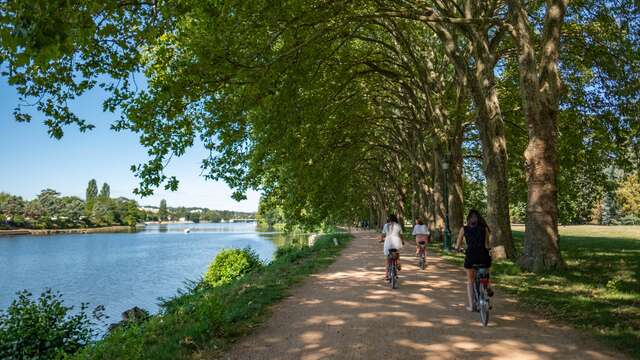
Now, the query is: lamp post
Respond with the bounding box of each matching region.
[442,159,452,252]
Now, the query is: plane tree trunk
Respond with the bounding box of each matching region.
[468,47,516,260]
[449,123,465,243]
[509,0,567,271]
[432,150,445,242]
[432,21,516,260]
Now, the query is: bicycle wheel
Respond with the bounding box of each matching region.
[479,286,490,326]
[391,266,398,289]
[419,255,425,270]
[473,281,480,312]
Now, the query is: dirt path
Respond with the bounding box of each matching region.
[224,232,625,360]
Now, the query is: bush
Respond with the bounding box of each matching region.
[0,289,104,360]
[619,214,640,225]
[274,243,309,261]
[204,248,263,287]
[509,202,527,224]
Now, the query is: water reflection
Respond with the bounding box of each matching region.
[261,232,309,247]
[142,222,311,247]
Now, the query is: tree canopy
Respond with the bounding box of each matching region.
[1,0,638,271]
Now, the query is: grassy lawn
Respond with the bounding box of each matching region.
[441,225,640,359]
[73,233,352,360]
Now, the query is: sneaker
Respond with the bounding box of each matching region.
[397,264,402,271]
[487,287,494,297]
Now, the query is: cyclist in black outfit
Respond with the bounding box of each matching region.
[455,209,493,311]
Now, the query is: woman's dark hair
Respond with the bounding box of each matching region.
[466,209,488,230]
[388,214,398,223]
[416,218,424,225]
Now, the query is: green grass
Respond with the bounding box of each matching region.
[73,233,352,360]
[438,225,640,359]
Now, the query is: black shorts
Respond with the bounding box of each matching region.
[464,249,492,269]
[418,241,426,245]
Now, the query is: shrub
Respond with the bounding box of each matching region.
[0,289,104,360]
[619,214,640,225]
[274,243,309,261]
[616,172,640,218]
[204,248,263,287]
[509,202,527,224]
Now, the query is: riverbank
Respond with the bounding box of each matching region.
[0,225,136,236]
[72,233,352,359]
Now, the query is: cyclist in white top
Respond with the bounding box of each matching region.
[412,218,430,256]
[379,214,404,279]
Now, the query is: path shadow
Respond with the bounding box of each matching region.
[224,232,625,360]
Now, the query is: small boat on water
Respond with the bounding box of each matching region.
[184,228,191,234]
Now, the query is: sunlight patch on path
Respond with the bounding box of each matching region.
[225,232,627,360]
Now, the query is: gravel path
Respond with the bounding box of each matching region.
[224,232,625,360]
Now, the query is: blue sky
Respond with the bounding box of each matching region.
[0,78,260,212]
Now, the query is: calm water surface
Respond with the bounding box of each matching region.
[0,223,300,325]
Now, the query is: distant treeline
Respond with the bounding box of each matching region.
[143,201,256,223]
[0,179,256,230]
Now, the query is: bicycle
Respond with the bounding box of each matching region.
[472,264,491,327]
[417,242,426,270]
[455,248,492,327]
[387,249,399,289]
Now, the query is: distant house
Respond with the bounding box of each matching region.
[189,209,203,214]
[139,207,159,213]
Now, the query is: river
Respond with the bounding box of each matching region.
[0,223,301,326]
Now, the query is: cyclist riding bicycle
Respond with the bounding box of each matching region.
[455,209,494,311]
[379,214,404,280]
[412,218,430,257]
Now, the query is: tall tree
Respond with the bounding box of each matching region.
[617,173,640,220]
[159,199,168,222]
[99,183,110,200]
[91,199,115,226]
[508,0,568,271]
[36,189,62,216]
[0,193,26,223]
[377,0,517,259]
[85,179,98,211]
[59,196,85,227]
